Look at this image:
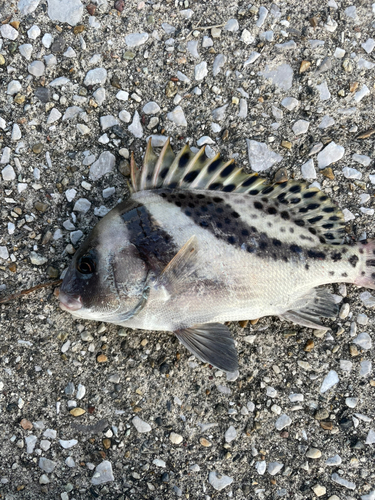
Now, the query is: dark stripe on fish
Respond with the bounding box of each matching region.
[158,189,328,265]
[119,200,178,269]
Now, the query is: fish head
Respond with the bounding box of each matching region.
[59,205,148,322]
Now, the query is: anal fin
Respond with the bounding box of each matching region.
[279,288,338,330]
[175,323,238,372]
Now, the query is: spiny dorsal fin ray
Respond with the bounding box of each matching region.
[134,139,346,245]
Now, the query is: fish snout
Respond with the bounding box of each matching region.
[59,290,82,311]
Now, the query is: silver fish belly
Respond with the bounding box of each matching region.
[59,139,375,372]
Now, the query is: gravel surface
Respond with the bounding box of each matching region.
[1,1,375,499]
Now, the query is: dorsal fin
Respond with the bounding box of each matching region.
[131,139,346,245]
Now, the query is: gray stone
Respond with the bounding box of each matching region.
[256,6,268,27]
[2,165,16,181]
[119,110,131,123]
[316,81,331,101]
[73,198,91,214]
[244,52,261,66]
[320,370,339,393]
[319,115,335,129]
[63,106,83,121]
[187,40,199,58]
[353,332,372,350]
[143,102,160,115]
[162,23,175,35]
[0,247,9,260]
[25,435,37,453]
[11,124,22,141]
[30,252,48,265]
[89,151,116,181]
[132,416,151,433]
[224,19,239,31]
[281,97,299,110]
[27,25,41,39]
[49,77,70,87]
[260,63,293,90]
[268,462,283,475]
[301,159,316,179]
[19,44,33,60]
[39,457,56,473]
[167,106,187,127]
[325,455,342,466]
[91,461,114,485]
[224,425,237,443]
[212,104,228,121]
[47,108,62,124]
[7,80,22,96]
[128,111,143,138]
[352,154,371,166]
[362,38,375,54]
[292,120,309,135]
[42,33,53,48]
[59,439,78,449]
[47,0,84,26]
[275,414,292,430]
[246,139,283,172]
[360,360,372,377]
[195,62,208,81]
[213,54,226,76]
[331,473,356,490]
[100,115,119,131]
[317,142,345,169]
[18,0,41,15]
[70,230,83,245]
[255,461,266,475]
[366,429,375,444]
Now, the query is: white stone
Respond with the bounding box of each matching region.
[0,25,19,40]
[169,432,183,444]
[345,5,357,19]
[225,426,237,443]
[212,104,228,121]
[59,439,78,449]
[268,462,283,475]
[213,54,226,76]
[47,0,84,26]
[281,97,299,111]
[0,118,6,130]
[319,115,335,129]
[1,147,10,163]
[289,393,304,402]
[275,414,292,430]
[77,124,90,135]
[354,85,370,103]
[202,36,213,48]
[362,491,375,500]
[276,40,297,51]
[238,98,248,119]
[195,61,208,81]
[65,188,77,202]
[18,0,41,15]
[91,461,114,485]
[28,60,45,77]
[255,461,267,475]
[317,142,345,169]
[2,165,16,181]
[320,370,339,393]
[246,139,283,172]
[176,71,190,83]
[102,187,115,199]
[132,416,151,433]
[343,167,362,180]
[345,397,358,408]
[153,459,166,467]
[241,29,254,44]
[143,101,160,114]
[125,32,149,47]
[66,457,76,467]
[167,106,187,127]
[113,91,127,103]
[352,154,371,166]
[208,471,233,491]
[331,473,356,490]
[292,120,309,136]
[128,111,143,138]
[197,136,214,146]
[260,63,293,90]
[100,115,119,131]
[147,135,168,147]
[316,81,331,101]
[7,80,22,95]
[89,151,116,181]
[63,46,76,58]
[84,68,107,86]
[301,159,316,179]
[187,40,199,58]
[362,38,375,54]
[63,106,83,121]
[25,435,37,453]
[47,108,62,124]
[360,360,372,377]
[325,455,342,466]
[73,198,91,213]
[19,44,33,60]
[180,9,193,19]
[49,76,70,87]
[70,231,83,245]
[11,124,22,141]
[44,54,57,67]
[357,58,375,70]
[256,6,268,27]
[0,246,9,260]
[353,332,372,350]
[42,33,53,48]
[119,110,131,123]
[27,25,40,40]
[244,51,261,66]
[162,23,175,34]
[224,19,239,32]
[334,47,346,58]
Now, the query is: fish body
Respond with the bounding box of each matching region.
[59,140,375,371]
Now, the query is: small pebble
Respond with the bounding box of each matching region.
[169,432,183,444]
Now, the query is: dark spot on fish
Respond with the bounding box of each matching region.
[178,193,186,199]
[185,210,192,216]
[168,182,178,189]
[319,236,326,244]
[201,206,208,212]
[221,164,236,177]
[188,202,195,209]
[303,191,316,199]
[183,171,199,183]
[342,272,348,277]
[349,255,359,267]
[267,206,277,215]
[307,249,326,260]
[231,211,240,218]
[325,233,335,240]
[161,192,167,198]
[290,244,302,253]
[280,211,289,220]
[295,220,305,227]
[299,207,308,214]
[254,201,263,210]
[322,223,334,229]
[251,226,258,233]
[372,273,375,279]
[249,189,260,195]
[290,197,301,204]
[361,271,365,276]
[261,197,268,203]
[262,186,274,195]
[267,222,272,227]
[259,240,268,250]
[359,248,364,254]
[208,158,222,173]
[331,252,342,262]
[308,216,323,224]
[224,218,231,224]
[329,271,334,276]
[242,176,258,187]
[273,239,282,247]
[300,235,314,242]
[216,207,224,214]
[329,215,341,221]
[228,235,236,244]
[160,167,169,179]
[277,193,288,204]
[280,227,285,232]
[179,152,190,168]
[175,201,182,207]
[223,184,236,192]
[366,259,375,267]
[208,182,223,190]
[200,221,209,227]
[290,184,301,193]
[305,264,309,270]
[307,203,320,210]
[213,197,223,203]
[289,228,294,233]
[322,206,335,213]
[241,229,249,236]
[247,245,256,253]
[320,195,328,201]
[308,227,317,235]
[251,214,258,219]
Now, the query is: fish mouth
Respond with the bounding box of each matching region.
[58,290,83,311]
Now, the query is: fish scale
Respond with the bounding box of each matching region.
[59,139,375,372]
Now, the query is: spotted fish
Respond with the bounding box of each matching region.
[59,139,375,372]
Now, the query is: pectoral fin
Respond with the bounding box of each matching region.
[280,288,338,330]
[156,235,199,295]
[175,323,238,372]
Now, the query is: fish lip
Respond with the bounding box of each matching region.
[59,291,82,311]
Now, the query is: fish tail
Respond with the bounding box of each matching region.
[353,240,375,290]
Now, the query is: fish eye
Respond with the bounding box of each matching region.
[76,255,95,275]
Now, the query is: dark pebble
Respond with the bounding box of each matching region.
[155,417,163,426]
[34,202,49,213]
[86,3,96,15]
[159,362,170,374]
[34,87,50,103]
[111,74,122,89]
[351,440,364,450]
[6,403,19,413]
[114,0,125,12]
[51,36,66,53]
[339,417,353,430]
[46,266,59,279]
[111,125,126,139]
[161,472,170,483]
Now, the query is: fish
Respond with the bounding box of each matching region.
[59,138,375,372]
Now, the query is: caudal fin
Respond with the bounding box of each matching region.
[354,240,375,290]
